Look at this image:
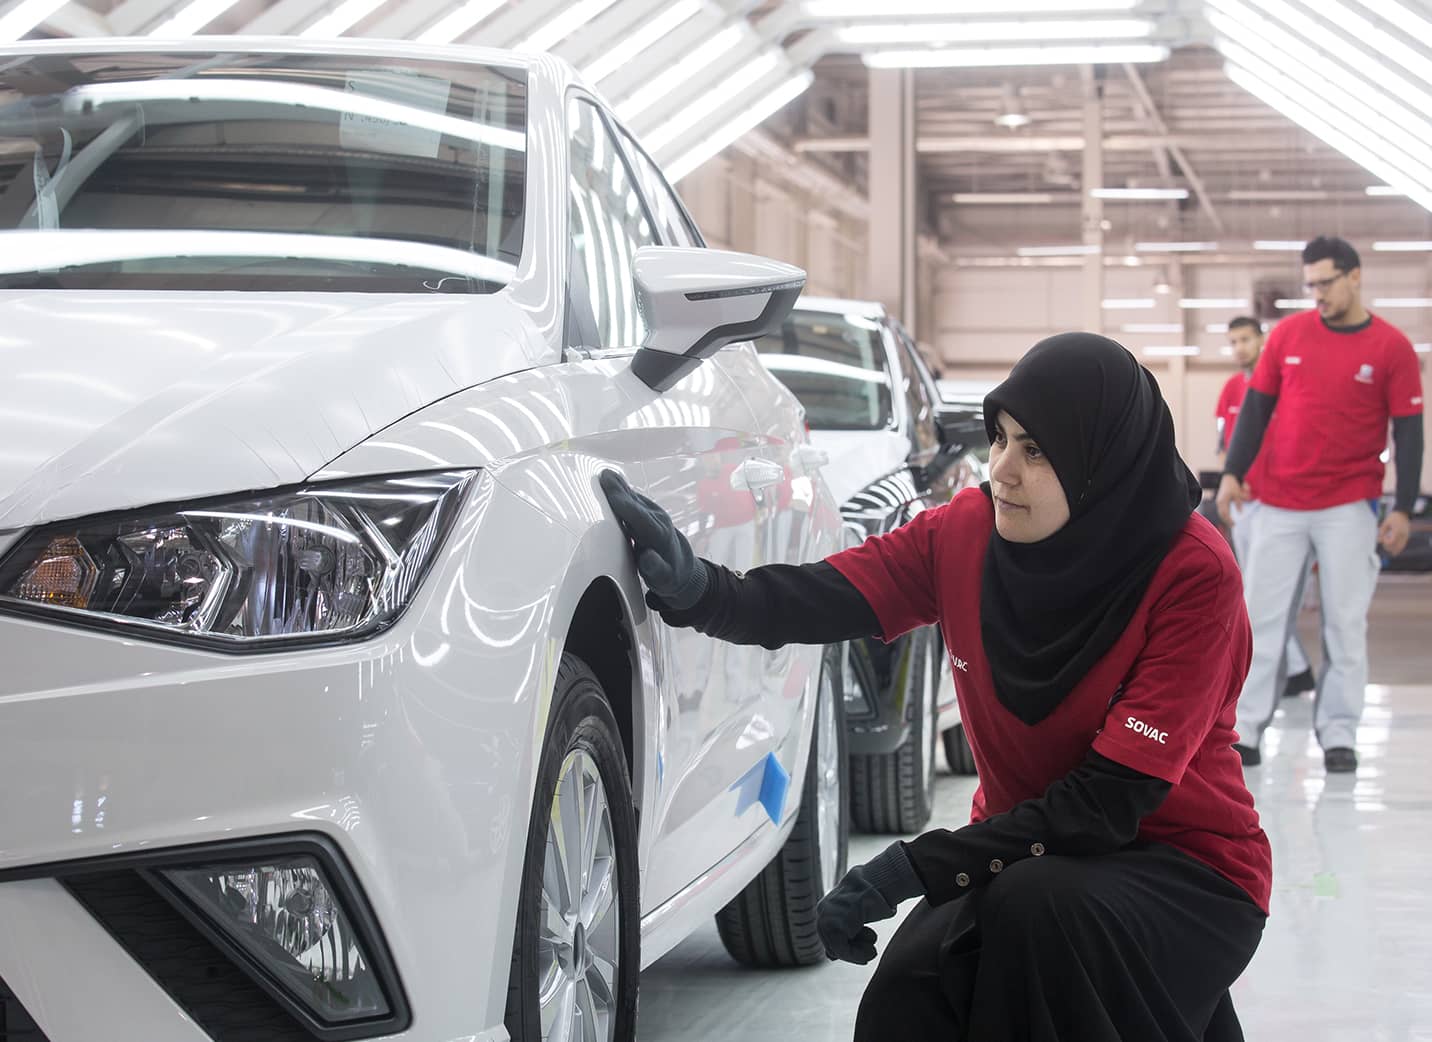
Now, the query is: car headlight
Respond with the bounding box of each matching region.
[0,471,474,649]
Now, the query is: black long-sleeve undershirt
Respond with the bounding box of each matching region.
[652,558,1173,898]
[1226,390,1424,515]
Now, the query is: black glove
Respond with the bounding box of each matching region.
[816,842,925,965]
[599,469,711,611]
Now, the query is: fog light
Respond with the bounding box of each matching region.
[160,856,389,1024]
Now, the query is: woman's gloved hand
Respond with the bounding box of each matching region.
[600,469,711,611]
[817,842,925,964]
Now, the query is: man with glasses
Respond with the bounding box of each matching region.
[1217,315,1316,700]
[1217,237,1424,773]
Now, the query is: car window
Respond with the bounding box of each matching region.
[618,131,703,248]
[755,309,894,431]
[567,98,658,349]
[894,331,940,454]
[0,52,526,293]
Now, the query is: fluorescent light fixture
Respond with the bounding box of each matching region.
[1102,298,1155,309]
[1366,185,1403,196]
[1207,4,1432,206]
[804,0,1139,14]
[581,0,700,83]
[642,52,780,153]
[836,18,1152,45]
[1373,241,1432,251]
[1092,187,1189,200]
[1015,244,1099,257]
[1121,323,1184,334]
[1372,298,1432,308]
[0,0,69,41]
[1415,343,1432,354]
[1217,36,1432,194]
[300,0,387,37]
[1135,241,1218,252]
[1219,345,1236,356]
[518,0,621,52]
[618,23,745,122]
[1208,0,1432,150]
[417,0,504,45]
[1227,189,1328,201]
[1223,62,1432,213]
[69,79,525,154]
[1206,323,1232,334]
[1142,346,1200,357]
[0,229,517,283]
[1253,240,1306,250]
[148,0,239,35]
[667,70,812,182]
[952,192,1060,204]
[1275,298,1314,309]
[863,44,1167,69]
[1179,298,1250,309]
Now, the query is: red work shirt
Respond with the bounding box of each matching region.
[829,489,1272,913]
[1249,311,1424,511]
[1216,370,1267,497]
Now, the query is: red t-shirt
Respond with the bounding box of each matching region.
[1216,370,1251,448]
[1216,370,1268,497]
[1249,311,1424,510]
[829,489,1273,913]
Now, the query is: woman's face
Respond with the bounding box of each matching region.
[988,410,1071,543]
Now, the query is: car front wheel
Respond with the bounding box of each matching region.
[506,653,640,1042]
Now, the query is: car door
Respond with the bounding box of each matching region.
[565,97,771,910]
[615,127,822,864]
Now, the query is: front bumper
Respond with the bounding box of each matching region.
[0,548,544,1042]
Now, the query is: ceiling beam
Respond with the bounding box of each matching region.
[108,0,184,34]
[795,133,1320,155]
[42,1,111,36]
[1121,62,1223,234]
[237,0,328,34]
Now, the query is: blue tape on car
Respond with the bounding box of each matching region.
[758,752,789,825]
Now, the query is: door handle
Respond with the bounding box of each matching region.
[795,445,830,472]
[730,457,785,492]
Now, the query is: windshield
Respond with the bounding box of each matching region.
[0,51,526,292]
[756,309,894,431]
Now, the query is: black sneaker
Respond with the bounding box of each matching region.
[1234,743,1261,767]
[1284,669,1316,697]
[1324,747,1358,773]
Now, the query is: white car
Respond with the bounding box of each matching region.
[756,299,982,806]
[0,39,848,1042]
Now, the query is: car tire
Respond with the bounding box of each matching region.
[716,642,849,968]
[848,627,937,835]
[942,722,978,776]
[505,653,640,1042]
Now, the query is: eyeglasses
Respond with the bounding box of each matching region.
[1303,272,1347,293]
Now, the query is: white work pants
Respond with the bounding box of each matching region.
[1235,500,1381,750]
[1229,501,1311,677]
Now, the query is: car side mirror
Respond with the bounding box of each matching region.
[629,246,806,392]
[935,405,986,456]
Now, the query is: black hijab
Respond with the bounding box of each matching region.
[979,333,1201,726]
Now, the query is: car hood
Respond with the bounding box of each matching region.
[0,291,545,531]
[806,428,911,509]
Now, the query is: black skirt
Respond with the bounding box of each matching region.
[853,844,1266,1042]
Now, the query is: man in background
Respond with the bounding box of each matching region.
[1218,237,1424,773]
[1217,315,1316,699]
